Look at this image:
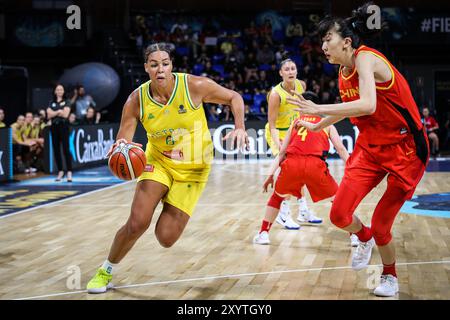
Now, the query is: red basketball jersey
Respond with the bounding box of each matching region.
[286,115,330,158]
[338,45,424,147]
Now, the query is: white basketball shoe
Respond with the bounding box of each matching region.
[351,237,375,270]
[253,231,270,245]
[350,234,359,247]
[373,275,399,297]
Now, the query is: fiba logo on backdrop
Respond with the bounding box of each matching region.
[66,5,81,30]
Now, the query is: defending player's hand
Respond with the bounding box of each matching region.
[263,175,274,193]
[295,120,320,132]
[222,127,250,151]
[107,138,143,157]
[286,91,321,115]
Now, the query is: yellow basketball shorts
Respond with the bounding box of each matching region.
[137,160,208,216]
[265,123,289,156]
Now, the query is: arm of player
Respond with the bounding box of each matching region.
[295,115,345,132]
[189,75,249,150]
[328,125,349,162]
[107,89,142,157]
[267,90,282,152]
[286,52,378,117]
[263,124,293,193]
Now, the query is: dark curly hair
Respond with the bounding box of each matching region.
[318,2,383,48]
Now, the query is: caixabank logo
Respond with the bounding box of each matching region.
[68,126,116,165]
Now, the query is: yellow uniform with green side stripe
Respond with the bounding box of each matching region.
[265,79,304,155]
[136,72,213,216]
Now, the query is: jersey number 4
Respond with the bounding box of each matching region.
[297,127,308,141]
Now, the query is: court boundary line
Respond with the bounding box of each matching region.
[0,181,133,220]
[14,259,450,300]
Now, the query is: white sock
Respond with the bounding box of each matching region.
[298,197,309,211]
[279,200,290,218]
[101,260,117,275]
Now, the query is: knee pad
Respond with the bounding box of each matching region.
[267,193,284,209]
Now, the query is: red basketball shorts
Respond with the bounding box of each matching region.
[274,155,338,202]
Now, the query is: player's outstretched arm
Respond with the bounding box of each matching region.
[296,115,345,132]
[189,75,249,150]
[329,125,349,162]
[286,53,378,117]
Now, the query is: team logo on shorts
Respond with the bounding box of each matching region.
[144,164,154,172]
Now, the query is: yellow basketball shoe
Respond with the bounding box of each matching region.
[86,268,113,294]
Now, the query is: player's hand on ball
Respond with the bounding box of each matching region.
[107,138,143,157]
[263,175,274,193]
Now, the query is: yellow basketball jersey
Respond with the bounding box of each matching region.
[268,79,304,130]
[138,73,213,182]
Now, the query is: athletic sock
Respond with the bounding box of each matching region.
[260,220,273,233]
[382,262,397,278]
[298,197,309,211]
[354,224,372,243]
[101,260,117,275]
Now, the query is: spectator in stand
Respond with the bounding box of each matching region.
[285,17,304,45]
[0,108,5,127]
[38,109,50,128]
[80,106,101,125]
[129,15,151,51]
[275,44,289,65]
[69,113,79,125]
[72,85,96,121]
[244,21,259,46]
[422,107,440,156]
[47,83,73,182]
[266,63,278,86]
[256,43,275,65]
[328,80,339,102]
[244,52,259,82]
[23,112,33,140]
[256,70,271,93]
[259,19,274,45]
[220,35,234,56]
[28,115,45,171]
[299,36,313,65]
[11,115,36,173]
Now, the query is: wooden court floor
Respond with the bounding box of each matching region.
[0,161,449,300]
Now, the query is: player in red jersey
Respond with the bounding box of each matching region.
[287,3,429,297]
[253,113,349,245]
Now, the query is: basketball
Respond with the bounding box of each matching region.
[108,143,146,180]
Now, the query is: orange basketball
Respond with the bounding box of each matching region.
[108,143,146,180]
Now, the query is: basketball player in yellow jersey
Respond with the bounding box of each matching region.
[266,59,322,230]
[87,43,249,293]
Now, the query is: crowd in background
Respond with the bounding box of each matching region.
[128,13,341,122]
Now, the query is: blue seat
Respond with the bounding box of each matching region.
[273,30,285,42]
[323,62,336,76]
[212,64,225,77]
[176,46,189,56]
[193,63,205,75]
[243,93,253,103]
[253,93,266,109]
[291,55,303,68]
[212,54,225,64]
[258,64,271,71]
